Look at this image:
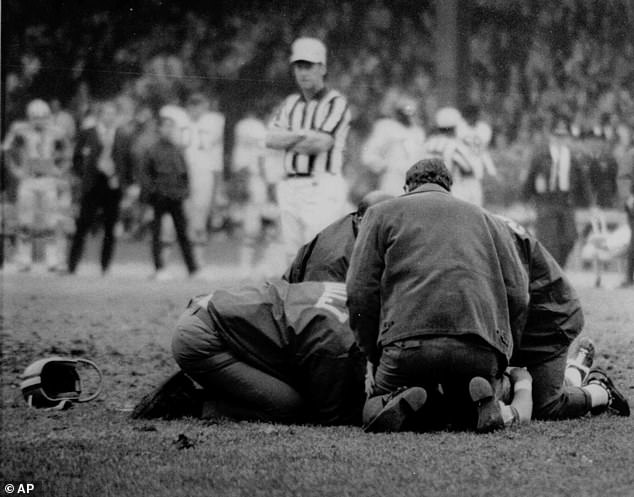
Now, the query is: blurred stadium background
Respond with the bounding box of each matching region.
[2,0,634,275]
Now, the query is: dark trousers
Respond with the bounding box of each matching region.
[535,202,577,268]
[625,212,634,283]
[371,336,505,430]
[68,177,122,273]
[526,348,592,420]
[172,306,303,423]
[150,196,197,273]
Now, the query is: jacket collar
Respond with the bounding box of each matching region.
[404,183,450,196]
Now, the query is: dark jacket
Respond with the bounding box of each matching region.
[346,184,530,365]
[140,138,189,202]
[202,280,364,425]
[497,216,584,367]
[72,125,134,194]
[587,150,619,208]
[283,213,356,283]
[523,144,592,207]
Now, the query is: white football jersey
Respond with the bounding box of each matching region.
[3,121,69,176]
[362,118,426,196]
[232,117,267,174]
[457,120,496,177]
[182,112,225,173]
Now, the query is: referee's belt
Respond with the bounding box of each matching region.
[285,172,314,178]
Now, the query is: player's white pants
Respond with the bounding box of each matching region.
[451,176,484,207]
[185,167,216,243]
[276,174,348,262]
[15,176,61,268]
[17,177,58,228]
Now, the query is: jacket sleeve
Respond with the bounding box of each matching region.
[113,127,135,188]
[72,131,86,179]
[282,237,316,283]
[138,149,155,202]
[489,215,530,354]
[521,151,539,201]
[346,207,385,365]
[526,237,584,340]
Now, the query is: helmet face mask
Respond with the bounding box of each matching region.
[20,357,103,409]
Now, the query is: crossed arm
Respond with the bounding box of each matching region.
[265,128,334,155]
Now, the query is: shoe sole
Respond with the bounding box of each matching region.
[469,377,504,433]
[364,387,427,433]
[131,371,192,419]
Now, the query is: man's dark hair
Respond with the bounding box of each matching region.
[404,158,453,192]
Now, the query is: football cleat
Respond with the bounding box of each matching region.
[131,371,203,420]
[584,367,630,417]
[469,376,504,433]
[363,386,427,433]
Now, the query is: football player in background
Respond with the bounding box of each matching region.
[230,113,270,275]
[362,89,426,196]
[422,107,486,206]
[183,93,225,266]
[2,99,71,271]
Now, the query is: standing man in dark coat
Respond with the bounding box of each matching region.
[67,101,134,275]
[139,110,198,280]
[347,158,529,432]
[522,117,593,267]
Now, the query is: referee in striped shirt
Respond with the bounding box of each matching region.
[266,37,351,262]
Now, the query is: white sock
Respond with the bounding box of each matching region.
[499,402,516,427]
[564,365,584,387]
[584,383,609,408]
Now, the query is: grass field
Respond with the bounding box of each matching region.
[1,250,634,497]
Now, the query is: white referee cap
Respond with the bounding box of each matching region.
[290,37,327,65]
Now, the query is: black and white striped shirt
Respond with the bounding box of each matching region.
[271,88,351,176]
[423,134,484,179]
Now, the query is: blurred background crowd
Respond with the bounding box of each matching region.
[2,0,634,280]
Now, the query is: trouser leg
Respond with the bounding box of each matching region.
[559,206,578,268]
[372,337,505,430]
[67,194,100,273]
[150,200,166,271]
[100,188,122,272]
[536,206,563,266]
[625,216,634,283]
[528,349,592,420]
[172,308,303,422]
[169,200,198,274]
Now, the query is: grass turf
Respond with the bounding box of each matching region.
[2,271,634,497]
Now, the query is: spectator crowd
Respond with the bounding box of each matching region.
[2,2,634,285]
